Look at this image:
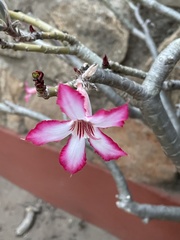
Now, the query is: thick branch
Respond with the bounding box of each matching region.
[141,39,180,144]
[141,95,180,171]
[89,68,146,100]
[142,39,180,95]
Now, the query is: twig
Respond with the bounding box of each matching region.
[109,60,147,79]
[160,91,180,133]
[104,61,180,92]
[0,39,76,54]
[0,101,50,121]
[133,0,180,22]
[128,1,157,58]
[100,0,145,40]
[106,161,180,221]
[163,80,180,91]
[109,61,180,91]
[8,10,102,65]
[9,10,77,44]
[176,104,180,118]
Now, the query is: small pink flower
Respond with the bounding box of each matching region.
[26,84,128,174]
[24,82,36,102]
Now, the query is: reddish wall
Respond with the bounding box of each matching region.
[0,127,180,240]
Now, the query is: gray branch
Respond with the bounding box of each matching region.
[129,0,180,135]
[119,202,180,221]
[133,0,180,22]
[163,80,180,91]
[0,101,50,121]
[89,39,180,171]
[140,39,180,168]
[142,39,180,95]
[100,0,145,40]
[176,104,180,118]
[128,1,157,59]
[0,1,179,223]
[97,84,143,120]
[141,95,180,171]
[106,161,180,221]
[109,60,147,79]
[160,91,180,133]
[89,68,146,100]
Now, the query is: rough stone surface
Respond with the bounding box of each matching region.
[51,0,129,62]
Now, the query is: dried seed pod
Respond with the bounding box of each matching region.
[16,206,41,236]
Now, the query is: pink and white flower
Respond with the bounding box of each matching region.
[24,82,36,103]
[26,84,128,174]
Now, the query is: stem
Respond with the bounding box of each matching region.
[0,101,50,121]
[97,84,143,120]
[9,10,76,44]
[101,0,145,40]
[133,0,180,22]
[0,39,76,54]
[142,39,180,95]
[163,80,180,91]
[106,161,180,221]
[109,60,147,79]
[89,68,146,100]
[141,95,180,171]
[129,1,157,59]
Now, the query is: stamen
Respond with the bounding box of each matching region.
[71,120,96,139]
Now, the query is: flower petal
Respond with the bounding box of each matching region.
[89,128,127,160]
[77,83,92,116]
[57,84,86,120]
[59,135,86,174]
[88,104,128,128]
[24,82,36,102]
[24,94,31,103]
[26,120,72,145]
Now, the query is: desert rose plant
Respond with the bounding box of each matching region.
[0,0,180,222]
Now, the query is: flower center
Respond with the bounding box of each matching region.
[70,120,95,139]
